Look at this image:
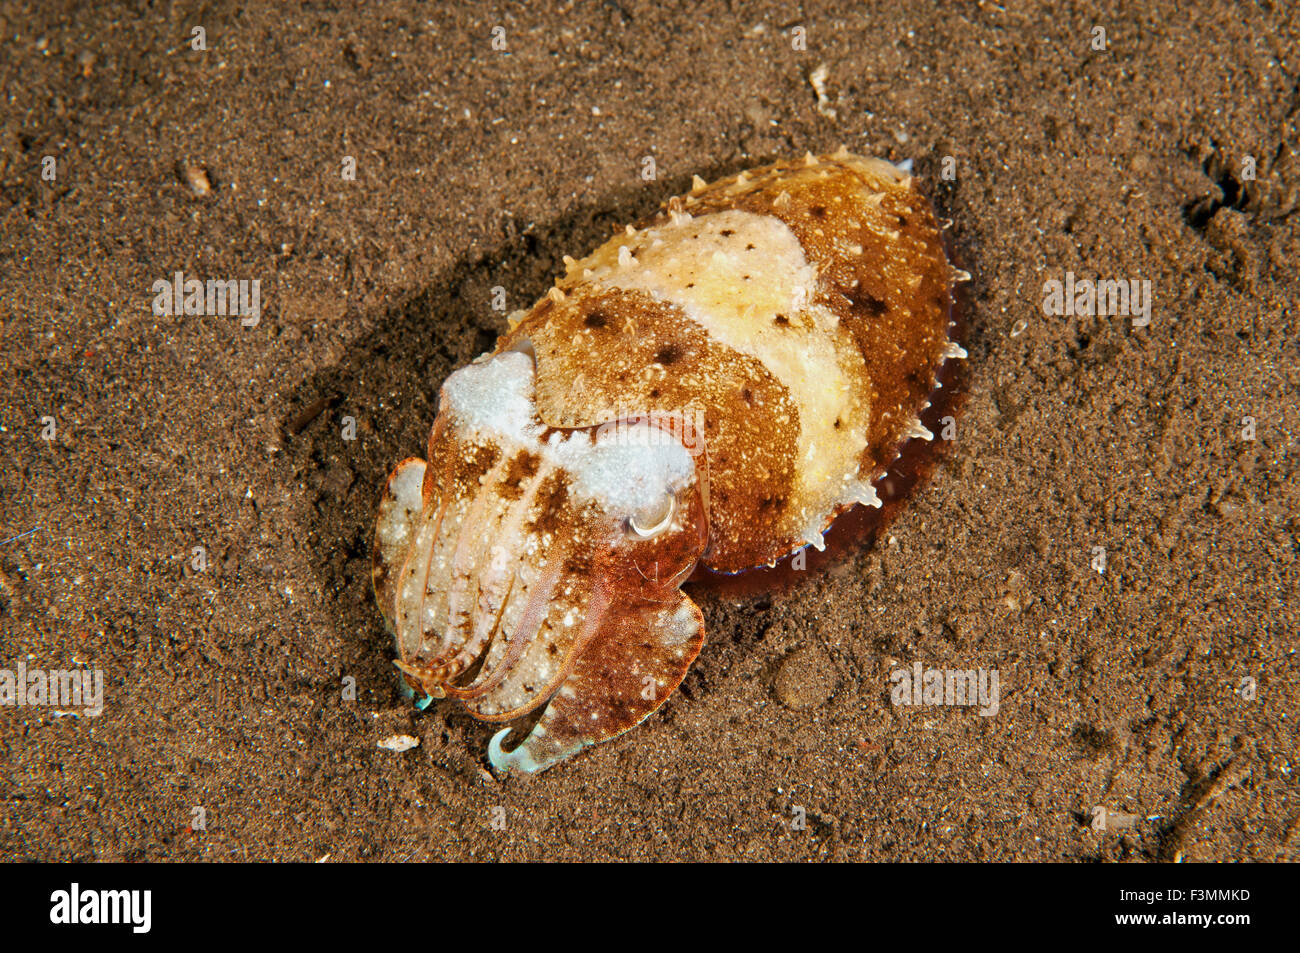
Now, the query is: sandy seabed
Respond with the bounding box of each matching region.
[1,1,1297,861]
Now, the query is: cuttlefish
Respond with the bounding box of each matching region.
[373,150,966,773]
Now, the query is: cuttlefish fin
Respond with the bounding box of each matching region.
[488,591,705,774]
[372,457,428,632]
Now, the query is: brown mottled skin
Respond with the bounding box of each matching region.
[502,287,801,570]
[498,151,956,570]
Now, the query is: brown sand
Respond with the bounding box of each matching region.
[1,1,1297,861]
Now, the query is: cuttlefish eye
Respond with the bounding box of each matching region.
[627,492,676,539]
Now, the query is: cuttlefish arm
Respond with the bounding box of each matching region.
[373,456,427,631]
[488,592,704,773]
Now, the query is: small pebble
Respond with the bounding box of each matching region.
[774,644,839,709]
[177,162,212,196]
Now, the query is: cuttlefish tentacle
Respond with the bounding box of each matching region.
[462,576,614,721]
[393,492,454,675]
[446,460,559,681]
[444,551,565,703]
[373,457,426,629]
[444,456,512,649]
